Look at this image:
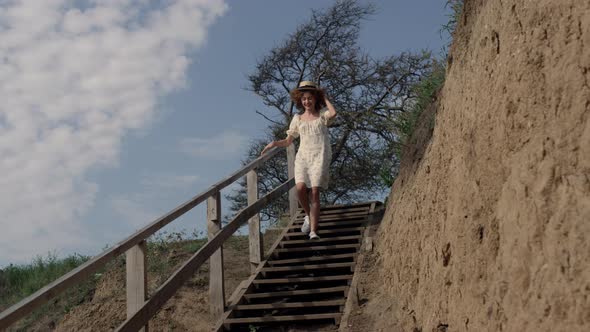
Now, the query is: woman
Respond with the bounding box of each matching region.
[261,81,337,240]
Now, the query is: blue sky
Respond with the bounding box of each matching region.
[0,0,451,266]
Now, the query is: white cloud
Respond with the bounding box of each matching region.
[179,130,248,160]
[0,0,227,265]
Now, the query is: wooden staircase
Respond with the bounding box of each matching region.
[0,144,384,332]
[217,201,383,331]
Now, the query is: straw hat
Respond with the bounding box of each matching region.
[295,81,320,91]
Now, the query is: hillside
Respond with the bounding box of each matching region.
[346,0,590,331]
[5,231,281,331]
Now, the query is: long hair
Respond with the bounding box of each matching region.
[290,88,326,113]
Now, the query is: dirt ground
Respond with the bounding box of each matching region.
[346,0,590,331]
[46,230,282,332]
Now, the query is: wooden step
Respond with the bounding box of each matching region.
[243,286,348,299]
[267,253,357,266]
[293,212,369,223]
[287,220,366,229]
[284,227,364,238]
[261,262,355,273]
[274,244,360,253]
[297,206,371,219]
[296,207,371,215]
[280,235,361,246]
[234,299,345,310]
[296,203,371,213]
[224,313,341,324]
[253,275,353,285]
[293,215,368,225]
[295,201,375,212]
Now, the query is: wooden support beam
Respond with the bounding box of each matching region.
[126,241,148,332]
[287,143,298,219]
[208,191,225,320]
[247,170,262,273]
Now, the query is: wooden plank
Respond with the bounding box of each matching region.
[274,244,360,253]
[253,275,353,285]
[295,201,377,211]
[126,241,148,332]
[267,253,357,266]
[294,206,370,215]
[208,191,225,319]
[214,201,376,332]
[247,170,262,273]
[293,214,369,225]
[284,227,364,238]
[287,220,366,229]
[0,147,285,330]
[235,300,345,310]
[261,262,355,272]
[213,203,301,332]
[280,235,362,245]
[115,178,294,332]
[293,207,369,218]
[224,313,341,324]
[287,143,298,219]
[293,212,369,223]
[243,286,348,299]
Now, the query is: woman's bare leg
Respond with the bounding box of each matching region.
[310,187,321,232]
[296,182,310,217]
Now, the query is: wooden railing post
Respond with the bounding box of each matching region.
[207,191,225,319]
[287,143,298,219]
[247,170,262,273]
[126,241,148,332]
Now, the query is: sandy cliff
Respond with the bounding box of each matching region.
[348,0,590,331]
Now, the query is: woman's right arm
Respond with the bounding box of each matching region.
[261,135,294,155]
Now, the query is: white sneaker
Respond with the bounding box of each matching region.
[301,215,310,234]
[309,231,320,240]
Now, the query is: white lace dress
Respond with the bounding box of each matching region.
[286,109,333,189]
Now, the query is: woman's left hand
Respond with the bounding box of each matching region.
[261,142,275,155]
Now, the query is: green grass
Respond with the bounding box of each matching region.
[0,230,213,330]
[379,1,463,187]
[393,59,446,156]
[0,253,92,309]
[392,0,463,159]
[0,225,295,330]
[0,252,98,331]
[441,0,464,40]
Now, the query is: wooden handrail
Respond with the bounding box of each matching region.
[0,147,284,330]
[116,178,295,331]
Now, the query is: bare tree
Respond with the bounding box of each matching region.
[227,0,433,224]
